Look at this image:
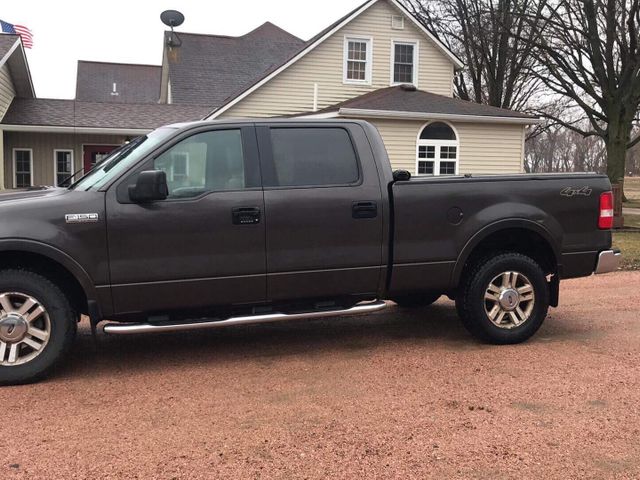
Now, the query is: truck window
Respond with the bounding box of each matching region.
[154,129,246,199]
[268,128,359,187]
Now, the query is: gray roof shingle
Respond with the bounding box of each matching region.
[166,22,305,106]
[314,86,535,119]
[1,98,211,129]
[0,34,19,59]
[75,61,162,103]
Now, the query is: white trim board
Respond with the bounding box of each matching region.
[206,0,464,120]
[297,108,542,125]
[337,108,543,125]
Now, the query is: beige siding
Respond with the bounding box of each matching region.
[368,118,525,174]
[220,0,454,118]
[4,132,127,188]
[0,64,16,120]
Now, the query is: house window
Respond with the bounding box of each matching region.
[344,37,372,84]
[54,150,74,187]
[392,41,418,85]
[416,122,459,176]
[13,149,33,188]
[170,152,189,182]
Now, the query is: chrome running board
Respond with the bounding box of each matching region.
[102,300,387,335]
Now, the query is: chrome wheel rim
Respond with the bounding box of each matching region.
[484,272,535,329]
[0,292,51,366]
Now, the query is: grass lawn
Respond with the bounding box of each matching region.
[613,232,640,270]
[623,177,640,209]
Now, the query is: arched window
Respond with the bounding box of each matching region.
[416,122,459,175]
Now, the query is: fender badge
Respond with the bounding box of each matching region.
[560,186,593,197]
[65,213,99,224]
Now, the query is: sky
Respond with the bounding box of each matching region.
[2,0,364,99]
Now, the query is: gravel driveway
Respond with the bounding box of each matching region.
[1,272,639,479]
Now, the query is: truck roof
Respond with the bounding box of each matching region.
[163,118,373,130]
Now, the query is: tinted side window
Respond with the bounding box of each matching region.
[154,129,245,199]
[268,128,359,187]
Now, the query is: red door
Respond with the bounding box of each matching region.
[83,145,118,173]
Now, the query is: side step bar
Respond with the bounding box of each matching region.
[102,300,387,335]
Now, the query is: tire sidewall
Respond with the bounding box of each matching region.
[0,270,76,385]
[465,254,549,344]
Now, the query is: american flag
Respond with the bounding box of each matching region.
[0,20,33,49]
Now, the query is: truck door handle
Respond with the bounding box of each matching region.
[232,207,261,225]
[352,201,378,219]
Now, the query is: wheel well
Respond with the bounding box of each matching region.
[0,251,88,315]
[461,228,557,279]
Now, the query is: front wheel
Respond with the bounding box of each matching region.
[456,253,549,344]
[0,270,77,385]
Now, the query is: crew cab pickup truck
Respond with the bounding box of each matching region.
[0,119,619,384]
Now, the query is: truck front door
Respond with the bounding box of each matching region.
[257,123,385,302]
[106,125,266,315]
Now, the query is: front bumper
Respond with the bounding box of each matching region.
[595,249,621,274]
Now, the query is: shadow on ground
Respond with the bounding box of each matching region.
[55,301,481,380]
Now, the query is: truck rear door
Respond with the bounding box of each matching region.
[257,123,385,301]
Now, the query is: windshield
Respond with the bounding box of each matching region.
[71,127,177,191]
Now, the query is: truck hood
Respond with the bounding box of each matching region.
[0,186,68,204]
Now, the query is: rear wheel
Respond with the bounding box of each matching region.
[456,253,549,344]
[0,270,77,385]
[392,292,441,308]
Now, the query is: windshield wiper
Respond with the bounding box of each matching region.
[67,136,147,189]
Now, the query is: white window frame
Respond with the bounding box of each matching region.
[13,148,34,189]
[343,35,373,85]
[415,121,460,176]
[53,149,74,187]
[390,39,419,87]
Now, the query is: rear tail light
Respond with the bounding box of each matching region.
[598,191,614,229]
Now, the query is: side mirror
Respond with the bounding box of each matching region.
[393,169,411,181]
[129,170,169,203]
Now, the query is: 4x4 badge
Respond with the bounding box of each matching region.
[65,213,99,224]
[560,186,593,197]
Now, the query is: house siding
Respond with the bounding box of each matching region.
[0,63,16,119]
[4,132,126,188]
[367,118,525,174]
[219,0,454,118]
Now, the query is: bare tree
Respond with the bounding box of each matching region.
[525,123,606,173]
[405,0,546,111]
[521,0,640,195]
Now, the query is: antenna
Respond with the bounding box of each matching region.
[161,10,185,47]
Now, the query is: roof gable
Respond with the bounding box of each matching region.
[0,34,35,98]
[75,61,162,104]
[164,22,305,106]
[207,0,463,119]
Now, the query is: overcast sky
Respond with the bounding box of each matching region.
[2,0,363,99]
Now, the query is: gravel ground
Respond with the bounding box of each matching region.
[1,271,639,479]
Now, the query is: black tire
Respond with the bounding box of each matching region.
[392,292,441,308]
[0,270,77,385]
[456,253,549,344]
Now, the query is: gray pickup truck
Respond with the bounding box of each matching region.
[0,119,619,384]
